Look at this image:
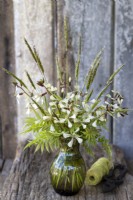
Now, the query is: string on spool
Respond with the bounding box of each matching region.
[85,157,113,186]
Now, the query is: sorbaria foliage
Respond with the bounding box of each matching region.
[1,19,128,158]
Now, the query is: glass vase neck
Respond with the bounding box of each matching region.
[60,139,80,153]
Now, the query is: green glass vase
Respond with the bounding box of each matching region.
[50,140,86,196]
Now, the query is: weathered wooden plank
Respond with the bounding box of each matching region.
[113,0,133,161]
[13,0,54,136]
[1,159,13,177]
[64,0,114,140]
[0,0,17,158]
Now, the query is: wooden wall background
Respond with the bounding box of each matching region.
[0,0,133,168]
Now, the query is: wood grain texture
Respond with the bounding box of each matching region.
[0,0,17,158]
[2,143,133,200]
[113,0,133,160]
[13,0,54,136]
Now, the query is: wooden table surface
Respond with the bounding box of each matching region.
[2,143,133,200]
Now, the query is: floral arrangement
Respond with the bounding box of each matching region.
[1,20,128,157]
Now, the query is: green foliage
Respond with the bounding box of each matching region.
[24,38,44,75]
[75,36,82,83]
[85,49,103,91]
[25,71,36,89]
[1,32,128,157]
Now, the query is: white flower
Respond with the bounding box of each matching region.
[50,86,57,92]
[82,102,89,111]
[50,125,55,132]
[99,116,106,122]
[35,120,40,125]
[59,118,66,123]
[15,87,21,104]
[74,118,80,123]
[69,114,76,119]
[118,98,123,105]
[61,88,64,93]
[68,120,72,128]
[82,124,87,129]
[75,94,80,100]
[62,130,83,148]
[113,104,119,109]
[26,107,30,115]
[96,110,102,116]
[49,102,56,107]
[43,116,51,120]
[68,138,74,147]
[90,99,96,103]
[75,128,80,133]
[92,121,97,127]
[67,110,70,115]
[75,137,83,144]
[50,95,56,101]
[63,133,70,138]
[84,115,94,123]
[48,107,52,115]
[117,113,121,117]
[70,93,75,99]
[32,104,38,109]
[69,77,72,82]
[59,103,64,109]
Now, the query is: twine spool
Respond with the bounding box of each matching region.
[85,157,113,186]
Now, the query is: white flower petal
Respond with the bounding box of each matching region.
[76,94,80,100]
[82,124,87,129]
[70,114,76,119]
[92,121,97,127]
[48,107,52,115]
[63,133,71,138]
[50,86,57,92]
[70,94,75,99]
[113,104,119,109]
[50,125,55,132]
[76,137,83,144]
[99,116,106,122]
[96,110,102,116]
[54,119,59,123]
[67,110,70,115]
[69,77,71,82]
[43,116,51,120]
[50,95,56,101]
[90,99,96,103]
[68,138,73,147]
[84,115,94,123]
[61,88,65,93]
[26,108,30,115]
[49,102,56,107]
[32,104,38,109]
[74,118,80,123]
[84,118,90,123]
[75,128,80,133]
[68,120,72,128]
[59,118,66,123]
[117,113,121,117]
